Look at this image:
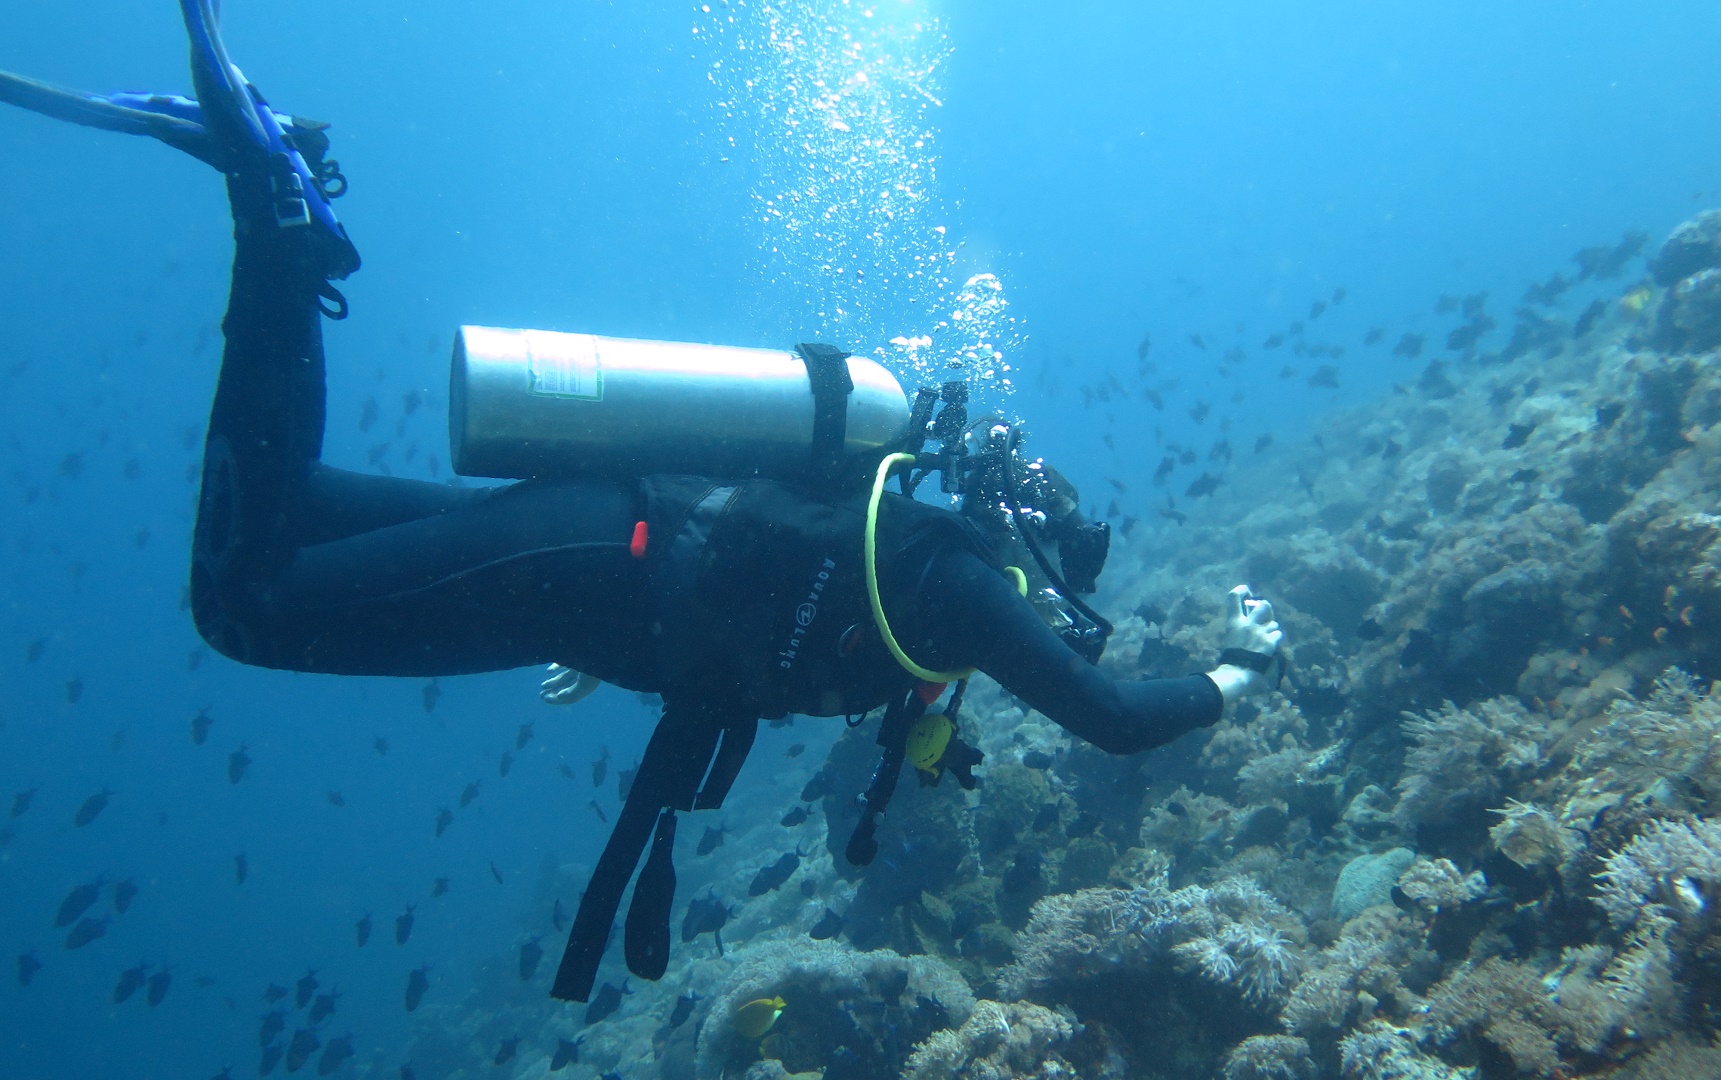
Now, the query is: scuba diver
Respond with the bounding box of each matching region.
[1,2,1284,1003]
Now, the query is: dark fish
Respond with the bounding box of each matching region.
[373,737,390,756]
[809,908,845,941]
[73,788,112,827]
[1333,286,1348,304]
[395,907,415,945]
[1253,433,1274,454]
[1032,804,1060,831]
[145,966,172,1006]
[432,877,449,898]
[1178,448,1197,465]
[191,708,213,745]
[25,639,46,663]
[518,936,542,982]
[1355,618,1384,641]
[1596,401,1625,429]
[1189,333,1206,349]
[296,970,320,1009]
[1363,327,1385,346]
[617,765,637,800]
[434,807,453,837]
[285,1028,320,1073]
[748,849,802,897]
[584,980,631,1025]
[1143,388,1164,411]
[1021,750,1054,770]
[1391,333,1424,359]
[1574,230,1648,280]
[515,723,534,750]
[553,898,569,932]
[260,1044,284,1078]
[1509,468,1540,485]
[15,951,41,986]
[1309,300,1327,320]
[228,745,252,784]
[65,915,109,949]
[1523,273,1570,306]
[490,862,505,885]
[591,746,611,788]
[399,1067,416,1080]
[1188,400,1210,424]
[1152,456,1175,485]
[308,990,338,1025]
[1382,439,1404,458]
[66,677,83,704]
[1263,333,1284,349]
[114,961,149,1003]
[559,763,576,780]
[669,992,701,1029]
[588,800,607,824]
[421,680,441,714]
[404,965,431,1011]
[260,1008,286,1046]
[316,1034,353,1076]
[697,824,726,856]
[459,782,480,808]
[681,894,731,953]
[1184,473,1222,500]
[493,1037,519,1066]
[1136,333,1152,360]
[780,806,809,827]
[9,788,33,817]
[359,397,379,433]
[235,853,249,885]
[1574,298,1607,337]
[550,1036,585,1070]
[784,743,806,759]
[498,751,513,779]
[1306,364,1341,389]
[56,876,106,927]
[355,914,372,948]
[800,773,828,802]
[325,791,344,808]
[600,1072,624,1080]
[263,983,288,1004]
[1166,800,1189,818]
[1501,422,1536,450]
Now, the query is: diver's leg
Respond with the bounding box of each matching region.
[235,480,657,681]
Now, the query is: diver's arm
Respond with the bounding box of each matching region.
[913,549,1223,754]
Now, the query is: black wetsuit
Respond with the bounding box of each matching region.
[191,177,1223,753]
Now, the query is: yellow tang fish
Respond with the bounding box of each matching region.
[1620,287,1653,314]
[733,995,786,1039]
[905,711,954,775]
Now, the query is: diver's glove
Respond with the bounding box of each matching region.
[1205,584,1284,706]
[540,664,602,706]
[0,0,358,281]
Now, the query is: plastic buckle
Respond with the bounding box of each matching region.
[270,162,312,229]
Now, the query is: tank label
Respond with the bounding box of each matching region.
[527,333,603,401]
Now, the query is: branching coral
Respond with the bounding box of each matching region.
[1221,1034,1314,1080]
[1394,857,1486,914]
[1338,1021,1473,1080]
[902,1000,1078,1080]
[1595,816,1721,933]
[1566,669,1721,815]
[1281,906,1433,1036]
[1003,876,1305,1008]
[1394,698,1546,826]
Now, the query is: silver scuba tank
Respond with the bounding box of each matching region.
[449,325,911,483]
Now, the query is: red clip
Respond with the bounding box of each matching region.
[629,521,649,559]
[915,681,947,704]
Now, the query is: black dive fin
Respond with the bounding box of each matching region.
[622,810,677,981]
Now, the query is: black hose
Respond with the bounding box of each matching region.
[1001,427,1114,638]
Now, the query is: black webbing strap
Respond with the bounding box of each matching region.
[795,343,855,478]
[552,703,757,1002]
[844,688,929,867]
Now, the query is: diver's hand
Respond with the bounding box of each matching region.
[1205,585,1283,706]
[540,664,602,706]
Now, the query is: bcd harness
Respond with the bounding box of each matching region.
[550,349,1015,1003]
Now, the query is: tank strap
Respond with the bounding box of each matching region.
[794,343,854,479]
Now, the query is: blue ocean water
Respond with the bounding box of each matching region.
[0,2,1718,1078]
